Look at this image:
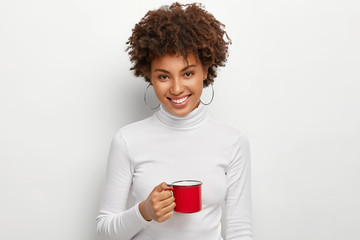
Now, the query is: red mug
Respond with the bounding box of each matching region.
[167,180,202,213]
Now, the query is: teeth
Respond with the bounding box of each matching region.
[171,96,189,104]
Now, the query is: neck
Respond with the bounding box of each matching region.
[155,102,208,129]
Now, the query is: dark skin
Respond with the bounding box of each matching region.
[139,182,175,222]
[150,52,207,117]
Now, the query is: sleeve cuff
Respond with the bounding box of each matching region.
[134,202,153,226]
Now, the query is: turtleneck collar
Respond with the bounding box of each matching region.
[154,103,208,129]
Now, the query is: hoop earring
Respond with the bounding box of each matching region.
[200,83,214,105]
[144,83,160,109]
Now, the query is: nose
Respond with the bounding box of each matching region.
[169,78,184,96]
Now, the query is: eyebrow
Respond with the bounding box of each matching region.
[154,64,196,73]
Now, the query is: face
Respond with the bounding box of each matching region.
[150,52,208,117]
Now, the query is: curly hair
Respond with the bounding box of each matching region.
[126,2,231,88]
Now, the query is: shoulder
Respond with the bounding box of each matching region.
[112,114,156,142]
[121,115,154,132]
[207,116,249,143]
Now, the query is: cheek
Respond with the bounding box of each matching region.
[152,82,167,96]
[152,84,161,97]
[194,78,204,93]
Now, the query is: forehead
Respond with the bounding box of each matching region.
[151,52,198,70]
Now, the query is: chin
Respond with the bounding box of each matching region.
[162,96,200,116]
[169,105,196,117]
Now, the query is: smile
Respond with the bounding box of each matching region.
[168,94,191,107]
[169,95,191,104]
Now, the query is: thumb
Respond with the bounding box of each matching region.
[153,182,173,192]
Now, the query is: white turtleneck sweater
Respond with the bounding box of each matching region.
[96,103,253,240]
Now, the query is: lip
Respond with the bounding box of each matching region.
[168,94,191,101]
[167,94,191,108]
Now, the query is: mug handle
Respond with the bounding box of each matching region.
[166,183,174,196]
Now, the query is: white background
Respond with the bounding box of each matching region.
[1,0,359,239]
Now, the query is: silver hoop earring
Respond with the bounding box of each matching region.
[200,83,214,105]
[144,83,160,109]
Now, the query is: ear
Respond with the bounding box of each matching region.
[203,68,208,80]
[146,72,153,85]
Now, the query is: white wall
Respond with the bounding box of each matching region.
[1,0,359,239]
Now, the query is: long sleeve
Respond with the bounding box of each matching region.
[96,129,151,240]
[96,104,253,239]
[225,131,253,240]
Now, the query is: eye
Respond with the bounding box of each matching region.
[158,75,169,80]
[184,71,194,77]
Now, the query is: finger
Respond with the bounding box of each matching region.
[159,195,175,208]
[161,182,173,190]
[158,189,173,201]
[157,205,175,222]
[161,198,176,212]
[153,182,173,193]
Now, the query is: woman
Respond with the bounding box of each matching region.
[96,2,253,240]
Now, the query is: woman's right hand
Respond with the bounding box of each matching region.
[139,182,176,222]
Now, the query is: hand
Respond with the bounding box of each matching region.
[139,182,176,222]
